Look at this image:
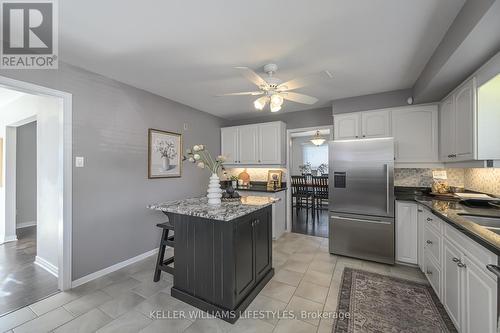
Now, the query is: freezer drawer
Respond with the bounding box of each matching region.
[329,213,395,264]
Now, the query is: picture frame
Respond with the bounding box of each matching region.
[148,129,182,178]
[267,169,283,187]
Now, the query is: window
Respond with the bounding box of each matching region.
[302,144,328,168]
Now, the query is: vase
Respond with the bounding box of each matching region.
[162,156,170,171]
[207,173,222,205]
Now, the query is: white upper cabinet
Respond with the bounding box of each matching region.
[258,122,282,164]
[392,105,438,163]
[454,79,475,161]
[439,95,456,161]
[439,78,476,162]
[238,125,259,164]
[334,113,361,140]
[221,121,285,165]
[221,127,239,164]
[362,110,391,138]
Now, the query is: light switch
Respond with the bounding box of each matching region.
[75,156,84,168]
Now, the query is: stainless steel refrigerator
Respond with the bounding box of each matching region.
[328,137,395,264]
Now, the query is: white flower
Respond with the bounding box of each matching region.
[217,155,226,162]
[193,153,201,160]
[197,162,205,169]
[188,157,195,163]
[198,145,205,151]
[192,145,200,152]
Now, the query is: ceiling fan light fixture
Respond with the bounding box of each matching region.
[270,94,283,106]
[254,97,267,110]
[310,130,326,146]
[270,103,281,112]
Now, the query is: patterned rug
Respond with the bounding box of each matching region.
[333,268,457,333]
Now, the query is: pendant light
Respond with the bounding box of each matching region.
[310,130,325,146]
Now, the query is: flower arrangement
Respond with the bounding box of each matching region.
[317,163,328,175]
[185,144,226,174]
[154,139,177,159]
[299,162,312,174]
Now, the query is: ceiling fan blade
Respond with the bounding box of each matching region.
[234,67,268,88]
[216,91,263,96]
[277,72,329,91]
[282,92,318,105]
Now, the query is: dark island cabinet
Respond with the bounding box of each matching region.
[168,205,274,323]
[234,207,272,305]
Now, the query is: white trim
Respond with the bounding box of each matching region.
[35,256,59,277]
[285,125,334,232]
[0,234,18,243]
[71,248,159,288]
[0,76,73,291]
[16,221,36,229]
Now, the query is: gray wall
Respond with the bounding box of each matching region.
[225,107,333,129]
[413,0,499,102]
[16,121,37,226]
[331,89,413,114]
[0,63,224,280]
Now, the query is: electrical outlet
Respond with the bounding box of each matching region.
[75,156,84,168]
[183,122,189,130]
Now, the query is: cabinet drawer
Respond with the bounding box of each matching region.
[424,225,441,265]
[424,255,441,297]
[422,210,442,234]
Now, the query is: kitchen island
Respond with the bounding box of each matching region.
[148,196,277,323]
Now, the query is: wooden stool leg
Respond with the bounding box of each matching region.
[154,229,168,282]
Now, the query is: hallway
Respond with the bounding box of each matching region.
[0,226,58,316]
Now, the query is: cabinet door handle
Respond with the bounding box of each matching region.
[362,134,366,137]
[418,209,423,212]
[452,257,459,262]
[426,217,433,222]
[457,262,466,268]
[486,264,500,278]
[426,270,433,275]
[426,240,432,245]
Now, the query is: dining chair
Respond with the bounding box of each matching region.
[312,175,329,211]
[291,175,313,215]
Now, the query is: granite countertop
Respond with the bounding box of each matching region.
[395,187,500,255]
[148,196,279,221]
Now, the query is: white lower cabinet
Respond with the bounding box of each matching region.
[416,207,498,333]
[463,256,497,333]
[241,190,286,240]
[395,201,418,264]
[443,238,463,331]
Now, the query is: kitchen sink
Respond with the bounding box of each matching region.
[458,213,500,234]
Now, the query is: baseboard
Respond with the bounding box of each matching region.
[17,221,37,229]
[0,234,18,244]
[71,248,158,288]
[35,256,59,278]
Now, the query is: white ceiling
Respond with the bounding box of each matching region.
[60,0,465,119]
[0,87,26,109]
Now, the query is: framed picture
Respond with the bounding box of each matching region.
[267,170,283,187]
[148,129,182,178]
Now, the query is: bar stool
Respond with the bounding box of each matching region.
[153,221,174,282]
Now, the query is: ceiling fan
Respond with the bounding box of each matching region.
[217,64,321,112]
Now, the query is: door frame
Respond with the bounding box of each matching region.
[0,75,73,291]
[285,125,333,232]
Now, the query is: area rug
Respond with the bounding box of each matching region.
[333,268,457,333]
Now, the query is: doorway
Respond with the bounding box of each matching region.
[286,126,332,238]
[0,78,72,316]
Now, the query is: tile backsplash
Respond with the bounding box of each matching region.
[464,168,500,196]
[223,168,287,182]
[394,168,465,188]
[395,168,500,196]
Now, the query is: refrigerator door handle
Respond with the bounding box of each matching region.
[385,164,390,215]
[330,216,392,225]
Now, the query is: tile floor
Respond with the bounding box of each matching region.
[0,232,427,333]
